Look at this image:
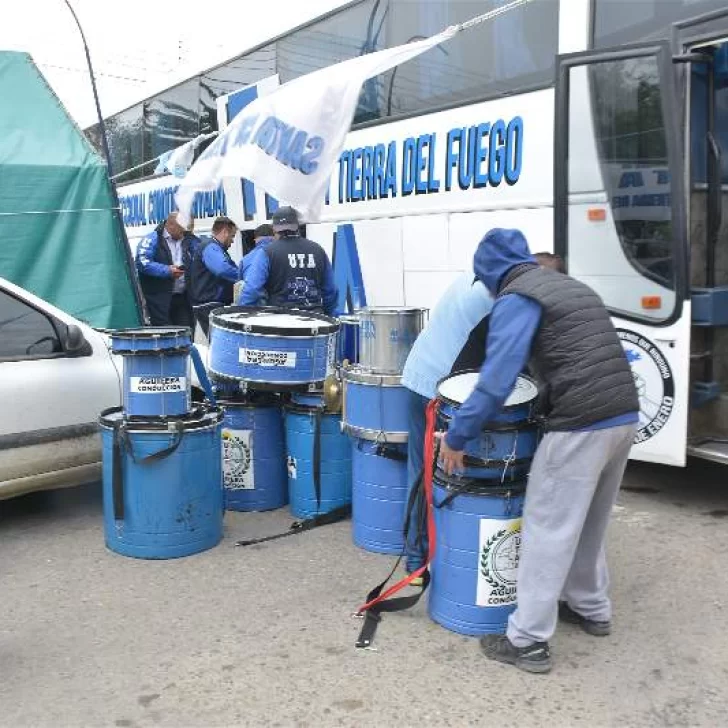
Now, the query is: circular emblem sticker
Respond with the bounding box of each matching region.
[617,329,675,443]
[476,519,521,607]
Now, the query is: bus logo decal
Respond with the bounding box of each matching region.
[617,329,675,444]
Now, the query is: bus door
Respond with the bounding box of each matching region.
[674,10,728,464]
[554,43,690,466]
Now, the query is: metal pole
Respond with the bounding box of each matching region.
[62,0,148,324]
[63,0,113,175]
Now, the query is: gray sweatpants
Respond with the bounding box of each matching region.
[507,423,637,647]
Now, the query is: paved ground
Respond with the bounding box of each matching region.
[1,458,727,728]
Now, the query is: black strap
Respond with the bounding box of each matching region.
[119,421,185,465]
[110,420,185,522]
[313,407,323,513]
[355,468,430,649]
[234,504,351,547]
[374,443,408,462]
[112,422,125,521]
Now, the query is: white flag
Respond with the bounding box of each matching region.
[175,25,459,225]
[161,133,217,179]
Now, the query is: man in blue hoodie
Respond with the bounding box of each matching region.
[401,252,565,579]
[439,229,639,674]
[236,224,275,305]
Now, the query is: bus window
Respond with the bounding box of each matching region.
[590,57,673,288]
[144,79,200,161]
[559,46,683,323]
[593,0,728,48]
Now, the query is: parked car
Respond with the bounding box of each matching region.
[0,278,205,500]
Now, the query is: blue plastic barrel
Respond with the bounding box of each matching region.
[351,439,409,554]
[209,307,339,389]
[221,397,288,511]
[429,471,526,635]
[111,327,191,418]
[342,369,409,442]
[99,407,223,559]
[284,398,351,518]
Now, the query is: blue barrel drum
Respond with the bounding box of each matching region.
[220,396,288,512]
[208,307,340,390]
[343,368,411,553]
[436,372,540,481]
[351,439,409,554]
[429,471,526,635]
[284,391,352,519]
[342,369,409,442]
[110,327,191,418]
[99,406,223,559]
[427,371,541,635]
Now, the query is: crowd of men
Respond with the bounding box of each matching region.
[135,211,639,676]
[134,206,338,335]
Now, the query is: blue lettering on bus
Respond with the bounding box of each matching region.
[402,137,417,196]
[414,134,428,194]
[505,116,523,186]
[427,133,441,193]
[119,185,227,227]
[488,119,507,187]
[384,141,398,198]
[351,147,364,201]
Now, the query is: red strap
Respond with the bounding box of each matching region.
[357,398,439,613]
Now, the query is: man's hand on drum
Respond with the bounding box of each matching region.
[436,433,465,475]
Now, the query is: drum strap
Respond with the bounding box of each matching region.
[233,504,351,548]
[190,344,218,407]
[354,399,439,650]
[313,407,323,513]
[374,443,408,462]
[110,420,185,521]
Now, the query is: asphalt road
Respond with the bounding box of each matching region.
[1,458,727,728]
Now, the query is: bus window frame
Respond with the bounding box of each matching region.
[554,41,689,328]
[670,7,728,52]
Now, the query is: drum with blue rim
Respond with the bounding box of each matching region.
[110,327,192,418]
[436,372,540,480]
[209,307,339,390]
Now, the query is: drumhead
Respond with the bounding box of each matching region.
[437,372,538,408]
[210,306,339,335]
[111,327,190,339]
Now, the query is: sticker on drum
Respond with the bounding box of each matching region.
[437,372,538,408]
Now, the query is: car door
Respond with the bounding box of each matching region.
[0,281,121,496]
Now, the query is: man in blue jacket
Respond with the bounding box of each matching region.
[238,207,338,315]
[438,228,639,674]
[135,212,198,327]
[189,216,239,336]
[236,224,275,305]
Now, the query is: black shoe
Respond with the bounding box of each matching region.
[558,601,611,636]
[480,635,552,674]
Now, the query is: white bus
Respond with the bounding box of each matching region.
[91,0,728,468]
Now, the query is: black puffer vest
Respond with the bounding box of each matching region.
[499,264,638,430]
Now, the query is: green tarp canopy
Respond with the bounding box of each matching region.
[0,52,141,328]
